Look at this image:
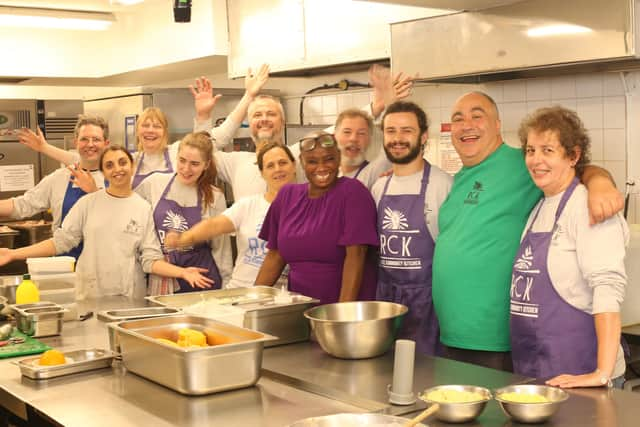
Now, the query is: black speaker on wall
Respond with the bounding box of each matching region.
[173,0,192,22]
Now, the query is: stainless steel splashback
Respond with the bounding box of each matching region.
[391,0,639,81]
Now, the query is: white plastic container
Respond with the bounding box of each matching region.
[27,256,75,275]
[31,273,76,305]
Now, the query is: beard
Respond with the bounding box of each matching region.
[384,141,422,164]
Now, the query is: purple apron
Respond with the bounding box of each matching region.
[376,162,440,356]
[510,177,597,379]
[132,149,173,189]
[353,160,370,179]
[153,174,222,293]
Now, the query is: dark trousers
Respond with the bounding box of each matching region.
[442,345,513,372]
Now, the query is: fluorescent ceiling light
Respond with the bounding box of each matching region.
[0,6,115,31]
[527,24,592,38]
[111,0,144,5]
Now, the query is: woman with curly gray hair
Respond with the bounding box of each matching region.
[510,106,629,388]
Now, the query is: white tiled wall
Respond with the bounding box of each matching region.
[282,72,633,220]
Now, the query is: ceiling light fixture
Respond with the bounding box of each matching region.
[0,6,115,31]
[111,0,145,5]
[527,24,592,38]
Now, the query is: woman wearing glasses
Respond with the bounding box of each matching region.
[135,132,232,294]
[255,131,378,304]
[164,142,296,289]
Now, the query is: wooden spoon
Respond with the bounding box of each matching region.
[403,403,440,427]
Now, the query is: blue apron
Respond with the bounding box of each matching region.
[60,170,107,260]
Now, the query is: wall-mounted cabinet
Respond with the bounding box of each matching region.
[227,0,445,78]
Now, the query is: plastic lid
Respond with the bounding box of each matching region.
[22,273,31,280]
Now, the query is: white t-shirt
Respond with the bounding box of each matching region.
[371,162,452,240]
[222,194,287,288]
[522,183,629,378]
[134,173,233,286]
[11,167,106,232]
[52,190,164,300]
[341,149,391,190]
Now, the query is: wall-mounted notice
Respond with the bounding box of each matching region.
[0,164,35,192]
[125,115,137,152]
[439,123,462,175]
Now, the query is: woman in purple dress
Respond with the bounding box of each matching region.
[256,131,378,304]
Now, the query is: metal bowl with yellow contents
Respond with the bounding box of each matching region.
[419,384,492,423]
[494,384,569,423]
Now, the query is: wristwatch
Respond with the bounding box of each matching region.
[596,369,613,388]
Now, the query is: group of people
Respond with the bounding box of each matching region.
[0,64,629,389]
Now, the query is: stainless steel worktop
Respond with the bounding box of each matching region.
[0,297,363,427]
[263,342,640,426]
[1,296,640,426]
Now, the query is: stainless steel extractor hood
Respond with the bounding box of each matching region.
[391,0,640,81]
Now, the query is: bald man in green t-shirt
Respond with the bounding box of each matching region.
[432,91,624,371]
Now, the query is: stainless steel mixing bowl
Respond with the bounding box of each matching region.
[287,413,426,427]
[420,384,492,423]
[303,301,407,359]
[494,384,569,423]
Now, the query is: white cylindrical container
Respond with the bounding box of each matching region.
[388,339,416,405]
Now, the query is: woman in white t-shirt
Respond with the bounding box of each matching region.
[0,146,213,299]
[165,142,296,288]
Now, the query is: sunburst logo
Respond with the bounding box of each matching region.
[514,245,534,270]
[382,207,408,230]
[162,210,189,232]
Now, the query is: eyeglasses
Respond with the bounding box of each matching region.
[78,136,105,145]
[299,134,337,152]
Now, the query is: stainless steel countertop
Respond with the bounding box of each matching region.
[263,341,640,426]
[1,295,640,426]
[0,297,363,427]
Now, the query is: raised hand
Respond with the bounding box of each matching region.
[245,64,270,98]
[18,128,49,153]
[190,77,222,122]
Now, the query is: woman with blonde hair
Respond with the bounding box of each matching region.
[135,132,232,294]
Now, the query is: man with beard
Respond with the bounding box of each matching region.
[213,94,287,200]
[212,65,412,199]
[371,101,452,356]
[334,108,392,190]
[432,91,624,371]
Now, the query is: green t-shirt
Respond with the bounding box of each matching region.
[433,144,542,351]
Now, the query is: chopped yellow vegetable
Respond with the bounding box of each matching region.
[39,349,66,366]
[499,392,550,403]
[423,389,484,403]
[176,328,208,347]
